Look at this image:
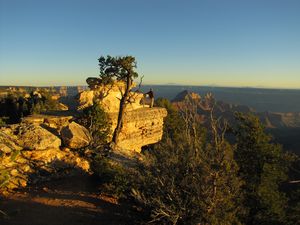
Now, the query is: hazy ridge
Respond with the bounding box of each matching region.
[140,85,300,113]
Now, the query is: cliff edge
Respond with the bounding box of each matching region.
[78,79,167,152]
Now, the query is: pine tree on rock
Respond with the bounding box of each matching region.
[98,55,139,146]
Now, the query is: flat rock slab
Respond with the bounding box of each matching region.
[18,124,61,150]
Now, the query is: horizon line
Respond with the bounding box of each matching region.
[1,83,300,90]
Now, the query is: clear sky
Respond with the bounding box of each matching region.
[0,0,299,88]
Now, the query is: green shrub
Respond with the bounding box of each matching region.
[0,170,10,189]
[91,154,132,198]
[132,127,242,225]
[0,149,21,193]
[284,155,300,225]
[232,113,291,224]
[0,117,6,127]
[77,103,111,149]
[31,92,62,114]
[77,104,130,197]
[155,98,185,141]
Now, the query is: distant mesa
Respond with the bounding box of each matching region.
[172,90,217,112]
[172,90,201,102]
[171,89,300,129]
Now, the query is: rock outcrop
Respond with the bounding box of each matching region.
[109,107,167,152]
[86,77,102,89]
[77,80,144,113]
[22,114,72,131]
[0,120,90,194]
[173,90,201,102]
[0,80,168,193]
[61,122,92,149]
[18,124,61,150]
[77,89,95,110]
[78,80,167,152]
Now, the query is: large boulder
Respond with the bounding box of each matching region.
[18,124,61,150]
[61,122,92,149]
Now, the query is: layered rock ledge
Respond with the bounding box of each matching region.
[108,107,167,152]
[78,80,168,152]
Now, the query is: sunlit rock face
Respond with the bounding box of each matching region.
[109,107,167,153]
[77,80,144,113]
[18,124,62,150]
[0,122,90,194]
[77,89,95,110]
[1,123,61,150]
[22,114,73,132]
[78,80,167,152]
[61,122,92,149]
[0,80,168,193]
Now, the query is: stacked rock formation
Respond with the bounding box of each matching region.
[78,79,144,112]
[78,78,167,152]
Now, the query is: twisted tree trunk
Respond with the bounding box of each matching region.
[112,76,132,146]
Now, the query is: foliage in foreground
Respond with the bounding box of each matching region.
[233,113,292,225]
[0,148,21,193]
[0,91,62,124]
[91,155,132,198]
[0,118,6,127]
[77,103,111,150]
[77,103,131,197]
[284,156,300,225]
[80,96,299,224]
[155,98,185,141]
[132,120,242,225]
[129,100,298,224]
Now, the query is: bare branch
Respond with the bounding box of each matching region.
[289,180,300,184]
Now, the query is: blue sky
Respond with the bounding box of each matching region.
[0,0,299,88]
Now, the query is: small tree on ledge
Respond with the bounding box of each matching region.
[98,55,139,146]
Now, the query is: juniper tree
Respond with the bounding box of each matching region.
[155,98,185,141]
[98,55,138,145]
[233,113,290,225]
[132,113,242,225]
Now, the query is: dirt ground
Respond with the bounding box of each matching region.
[0,175,142,225]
